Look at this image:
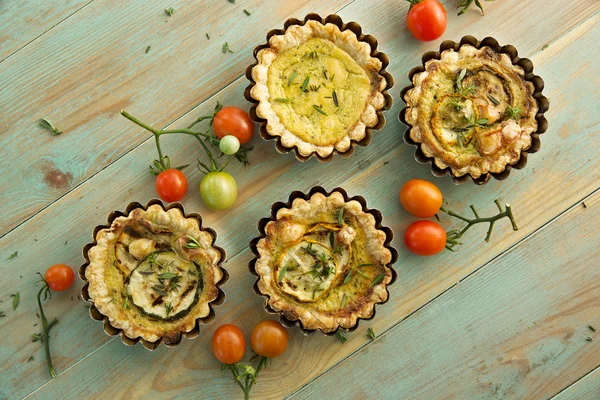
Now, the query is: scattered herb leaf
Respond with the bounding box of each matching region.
[39,119,62,136]
[344,270,354,285]
[145,46,151,54]
[367,327,376,340]
[487,94,500,105]
[313,105,327,116]
[332,90,339,107]
[164,7,174,16]
[0,311,5,318]
[301,76,310,92]
[273,98,292,103]
[341,293,347,309]
[336,330,348,343]
[165,302,173,316]
[278,265,288,283]
[243,9,251,16]
[369,273,385,287]
[288,71,298,87]
[222,42,234,54]
[542,43,549,51]
[7,251,17,260]
[586,337,593,342]
[505,105,522,119]
[457,0,494,15]
[11,292,19,311]
[158,272,177,279]
[28,356,34,362]
[337,207,345,226]
[589,325,596,332]
[206,33,210,40]
[184,235,201,249]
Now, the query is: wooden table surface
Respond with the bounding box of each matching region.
[1,1,599,399]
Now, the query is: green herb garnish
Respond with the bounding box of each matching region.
[336,330,348,343]
[369,273,385,287]
[206,33,210,40]
[28,356,34,362]
[288,71,298,87]
[158,272,177,279]
[145,46,151,54]
[184,235,201,249]
[152,285,168,297]
[337,207,345,226]
[505,105,522,119]
[487,94,500,105]
[39,119,62,136]
[278,265,288,283]
[341,294,347,309]
[273,98,292,103]
[164,7,174,16]
[309,84,321,92]
[589,325,597,332]
[367,327,376,340]
[307,51,318,59]
[313,105,327,116]
[542,43,549,51]
[243,9,251,16]
[165,302,173,316]
[10,292,19,311]
[301,76,310,92]
[329,231,336,248]
[123,296,130,309]
[457,0,494,16]
[344,270,354,285]
[7,251,17,260]
[222,42,234,54]
[332,90,339,107]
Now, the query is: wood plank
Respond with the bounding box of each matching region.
[552,366,600,400]
[291,192,600,400]
[0,0,352,237]
[0,0,92,62]
[2,0,599,238]
[8,4,599,399]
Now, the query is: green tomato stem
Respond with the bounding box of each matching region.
[36,280,56,378]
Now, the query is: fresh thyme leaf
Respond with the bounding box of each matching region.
[206,33,210,40]
[184,235,201,249]
[367,327,376,340]
[302,243,317,256]
[7,251,17,260]
[273,98,292,103]
[278,264,288,283]
[164,7,174,16]
[329,231,335,248]
[39,118,62,135]
[505,105,522,119]
[369,273,385,287]
[158,272,177,279]
[301,76,310,92]
[145,46,151,54]
[323,70,329,80]
[313,105,327,116]
[336,330,348,343]
[332,90,339,107]
[542,43,549,51]
[123,296,130,309]
[586,337,593,342]
[307,51,318,59]
[152,285,168,297]
[11,292,19,311]
[337,207,345,226]
[243,9,251,16]
[456,69,466,88]
[589,325,596,332]
[341,293,347,309]
[357,263,373,268]
[222,42,234,54]
[288,71,298,87]
[309,84,321,92]
[0,311,5,318]
[487,94,500,105]
[344,269,354,285]
[28,356,34,362]
[228,0,236,3]
[165,302,173,316]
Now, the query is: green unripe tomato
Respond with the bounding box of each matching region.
[200,171,237,211]
[219,135,240,155]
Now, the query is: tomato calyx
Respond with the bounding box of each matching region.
[457,0,494,16]
[149,155,188,176]
[222,355,270,400]
[441,200,518,251]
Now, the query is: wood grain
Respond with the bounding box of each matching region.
[291,190,600,400]
[1,1,599,399]
[552,366,600,400]
[0,0,353,237]
[0,0,92,62]
[6,6,599,399]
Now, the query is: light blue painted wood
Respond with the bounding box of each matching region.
[553,367,600,400]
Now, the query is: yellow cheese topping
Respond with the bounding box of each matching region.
[267,38,372,146]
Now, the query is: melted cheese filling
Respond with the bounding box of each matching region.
[266,38,372,146]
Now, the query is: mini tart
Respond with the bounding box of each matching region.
[246,14,393,161]
[401,36,549,184]
[249,188,397,334]
[81,201,226,348]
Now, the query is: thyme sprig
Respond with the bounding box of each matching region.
[367,327,376,340]
[336,330,348,343]
[457,0,494,15]
[164,7,174,16]
[505,105,522,119]
[222,42,234,53]
[183,235,201,249]
[442,200,518,251]
[223,355,269,400]
[313,105,327,116]
[34,273,57,378]
[39,118,63,136]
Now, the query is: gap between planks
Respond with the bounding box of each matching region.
[549,363,600,399]
[0,0,358,242]
[285,187,600,399]
[0,0,97,64]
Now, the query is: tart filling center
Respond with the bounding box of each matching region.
[267,38,372,146]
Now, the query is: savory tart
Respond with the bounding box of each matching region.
[85,204,225,345]
[253,190,394,333]
[404,44,539,179]
[249,19,388,159]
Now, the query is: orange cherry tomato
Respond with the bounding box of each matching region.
[400,179,443,218]
[155,169,188,203]
[45,264,75,291]
[404,220,447,256]
[250,320,288,358]
[406,0,447,42]
[213,106,254,144]
[212,324,246,364]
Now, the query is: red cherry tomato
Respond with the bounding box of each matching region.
[45,264,75,291]
[406,0,447,42]
[400,179,443,218]
[212,324,246,364]
[250,320,289,358]
[155,169,188,202]
[404,220,447,256]
[213,106,254,144]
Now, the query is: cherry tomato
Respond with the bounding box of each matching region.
[155,169,188,202]
[212,324,246,364]
[45,264,75,291]
[200,171,237,211]
[219,135,240,155]
[250,320,288,358]
[213,106,254,144]
[406,0,447,42]
[400,179,443,217]
[404,220,446,256]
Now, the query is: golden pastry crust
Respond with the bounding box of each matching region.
[404,45,538,178]
[86,205,224,344]
[250,20,387,158]
[255,192,393,332]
